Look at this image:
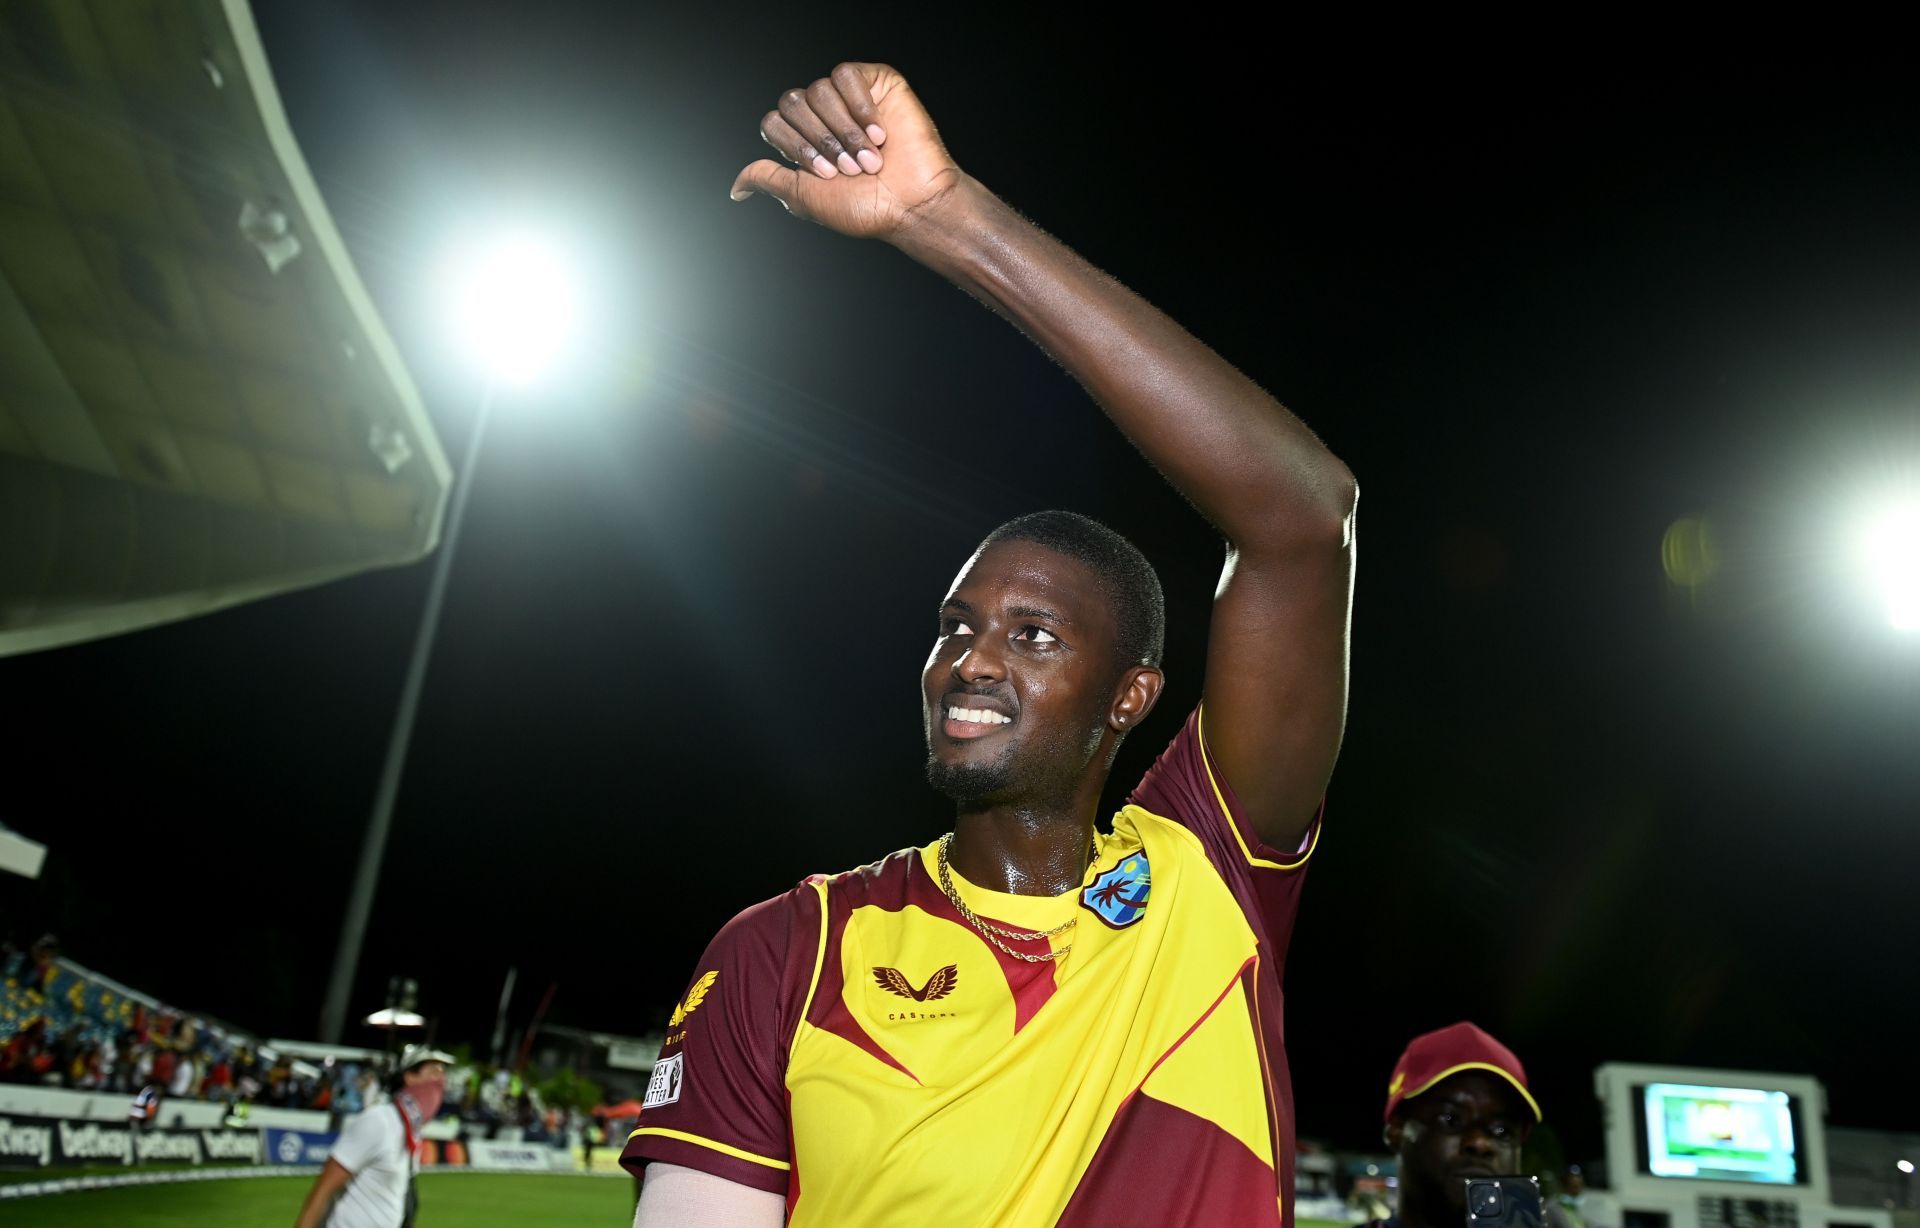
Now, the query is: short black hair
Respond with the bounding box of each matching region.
[981,511,1164,671]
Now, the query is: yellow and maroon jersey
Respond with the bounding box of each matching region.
[621,706,1320,1226]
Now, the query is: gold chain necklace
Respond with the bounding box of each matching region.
[935,832,1094,964]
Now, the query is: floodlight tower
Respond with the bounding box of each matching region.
[318,236,578,1043]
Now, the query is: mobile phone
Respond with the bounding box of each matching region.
[1465,1176,1544,1228]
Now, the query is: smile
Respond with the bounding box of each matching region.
[946,706,1010,726]
[939,700,1014,741]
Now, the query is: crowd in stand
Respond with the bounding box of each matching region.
[454,1063,583,1144]
[1,930,599,1149]
[0,932,376,1119]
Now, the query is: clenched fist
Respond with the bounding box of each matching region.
[731,63,962,239]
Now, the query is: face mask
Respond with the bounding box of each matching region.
[396,1079,444,1132]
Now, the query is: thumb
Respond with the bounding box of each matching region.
[730,159,800,207]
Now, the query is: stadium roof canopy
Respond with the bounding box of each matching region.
[0,822,46,878]
[0,0,450,656]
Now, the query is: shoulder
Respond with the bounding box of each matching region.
[331,1106,398,1168]
[1129,704,1317,873]
[686,874,831,1000]
[688,848,922,994]
[1126,706,1212,816]
[712,846,917,931]
[808,846,922,907]
[711,880,820,949]
[341,1105,397,1138]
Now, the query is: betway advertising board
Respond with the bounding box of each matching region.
[0,1114,264,1169]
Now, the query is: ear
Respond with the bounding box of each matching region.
[1384,1115,1406,1151]
[1110,665,1166,732]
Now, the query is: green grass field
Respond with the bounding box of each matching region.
[13,1171,1356,1226]
[16,1171,634,1227]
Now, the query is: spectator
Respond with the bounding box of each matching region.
[109,1035,136,1091]
[7,1018,59,1083]
[264,1056,294,1106]
[26,934,60,991]
[168,1046,198,1099]
[205,1050,234,1099]
[0,930,420,1125]
[130,1081,162,1131]
[152,1043,177,1094]
[337,1063,366,1115]
[0,927,473,1142]
[1558,1165,1621,1228]
[294,1044,453,1228]
[581,1116,600,1171]
[75,1037,113,1089]
[1364,1022,1542,1228]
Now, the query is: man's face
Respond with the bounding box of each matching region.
[1388,1071,1533,1210]
[923,539,1124,806]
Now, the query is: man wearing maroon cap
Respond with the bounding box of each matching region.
[1371,1022,1543,1228]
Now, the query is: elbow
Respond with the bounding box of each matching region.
[1275,462,1358,551]
[1332,468,1358,549]
[1221,453,1357,557]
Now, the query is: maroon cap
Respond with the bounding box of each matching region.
[1383,1021,1541,1123]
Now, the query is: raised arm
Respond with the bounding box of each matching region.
[734,64,1357,850]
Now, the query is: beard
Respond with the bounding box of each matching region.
[926,748,1021,806]
[924,717,1109,808]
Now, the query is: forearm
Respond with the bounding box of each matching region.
[292,1185,334,1228]
[893,176,1356,550]
[292,1165,348,1228]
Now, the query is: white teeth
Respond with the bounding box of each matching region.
[946,706,1010,725]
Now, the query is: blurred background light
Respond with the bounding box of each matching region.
[363,1007,427,1029]
[446,233,580,386]
[1859,497,1920,631]
[1662,516,1720,589]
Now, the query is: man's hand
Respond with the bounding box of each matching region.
[731,63,960,239]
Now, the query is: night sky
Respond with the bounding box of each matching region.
[7,7,1920,1165]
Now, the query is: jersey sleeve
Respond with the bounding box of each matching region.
[1126,704,1321,960]
[620,883,822,1196]
[327,1107,389,1175]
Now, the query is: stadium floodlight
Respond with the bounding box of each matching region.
[1900,1159,1916,1174]
[1859,496,1920,631]
[363,1008,426,1029]
[447,233,580,387]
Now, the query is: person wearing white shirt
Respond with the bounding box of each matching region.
[293,1045,451,1228]
[168,1051,197,1098]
